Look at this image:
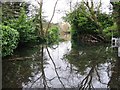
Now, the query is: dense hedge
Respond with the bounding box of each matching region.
[1,25,19,57]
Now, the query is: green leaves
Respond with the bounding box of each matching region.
[65,1,114,41]
[6,7,36,43]
[1,24,19,57]
[47,26,59,44]
[1,3,36,57]
[103,23,118,39]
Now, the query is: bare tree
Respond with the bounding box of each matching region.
[30,0,62,89]
[33,0,59,39]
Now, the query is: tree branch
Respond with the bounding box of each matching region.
[45,0,59,36]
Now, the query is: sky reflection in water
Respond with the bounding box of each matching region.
[2,40,119,89]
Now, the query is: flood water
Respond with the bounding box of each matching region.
[2,38,120,89]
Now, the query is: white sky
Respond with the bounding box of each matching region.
[28,0,111,23]
[42,0,79,23]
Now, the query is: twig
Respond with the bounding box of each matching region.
[45,0,59,35]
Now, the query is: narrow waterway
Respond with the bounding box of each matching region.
[2,38,120,89]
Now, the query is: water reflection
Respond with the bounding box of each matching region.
[2,40,120,89]
[64,42,115,89]
[2,45,48,88]
[108,55,120,89]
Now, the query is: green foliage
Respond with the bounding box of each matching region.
[66,10,98,38]
[5,7,36,43]
[98,13,114,29]
[47,26,59,44]
[65,2,114,41]
[103,23,118,39]
[1,24,19,57]
[2,2,30,22]
[112,2,120,35]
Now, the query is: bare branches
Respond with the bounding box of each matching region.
[97,0,102,14]
[34,0,59,40]
[45,0,59,36]
[39,0,44,37]
[83,0,103,34]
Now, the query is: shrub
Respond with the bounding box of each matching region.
[1,25,19,57]
[103,23,118,40]
[47,26,59,44]
[5,7,36,43]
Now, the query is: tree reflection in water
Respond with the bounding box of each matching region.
[30,45,66,89]
[108,50,120,89]
[29,45,49,89]
[2,41,120,89]
[64,41,117,89]
[2,45,44,88]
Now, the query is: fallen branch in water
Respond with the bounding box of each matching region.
[3,57,32,61]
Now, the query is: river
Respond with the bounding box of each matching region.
[2,38,120,89]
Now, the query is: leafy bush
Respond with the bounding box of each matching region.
[97,13,113,29]
[103,23,118,40]
[64,2,114,41]
[66,12,98,40]
[5,7,36,43]
[47,26,59,44]
[1,25,19,57]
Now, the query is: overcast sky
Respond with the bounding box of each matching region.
[28,0,111,23]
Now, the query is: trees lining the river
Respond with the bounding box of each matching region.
[1,1,59,57]
[111,1,120,35]
[1,0,120,89]
[1,0,120,57]
[64,0,118,43]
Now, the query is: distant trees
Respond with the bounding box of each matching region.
[33,0,59,43]
[2,2,29,22]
